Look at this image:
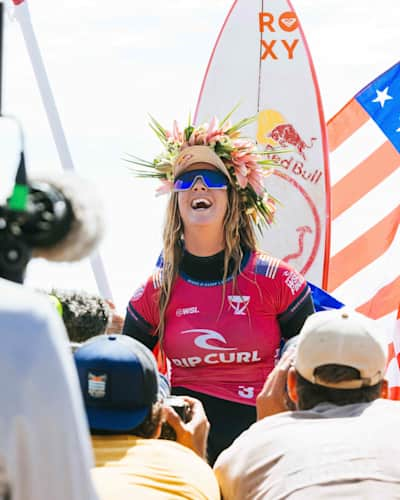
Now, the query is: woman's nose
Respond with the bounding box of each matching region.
[192,177,208,191]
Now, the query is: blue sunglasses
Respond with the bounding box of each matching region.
[173,169,229,191]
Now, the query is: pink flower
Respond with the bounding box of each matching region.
[155,179,174,197]
[206,117,218,141]
[172,121,183,142]
[233,165,249,189]
[248,169,265,196]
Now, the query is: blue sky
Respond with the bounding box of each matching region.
[1,0,399,310]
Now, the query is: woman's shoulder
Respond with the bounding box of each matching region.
[250,249,306,284]
[129,268,163,303]
[249,249,283,277]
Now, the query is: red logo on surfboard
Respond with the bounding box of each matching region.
[257,109,317,161]
[256,109,321,275]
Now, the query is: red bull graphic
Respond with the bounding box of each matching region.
[256,109,322,276]
[268,124,317,160]
[257,109,322,185]
[257,109,317,161]
[283,225,312,263]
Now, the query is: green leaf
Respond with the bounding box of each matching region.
[219,102,242,127]
[226,115,257,134]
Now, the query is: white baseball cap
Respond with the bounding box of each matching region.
[174,145,231,179]
[295,309,387,389]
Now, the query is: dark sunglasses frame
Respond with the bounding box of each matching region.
[173,169,229,192]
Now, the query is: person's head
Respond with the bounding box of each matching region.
[287,309,388,410]
[163,146,259,264]
[74,334,170,438]
[49,289,111,343]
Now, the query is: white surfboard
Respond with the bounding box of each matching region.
[195,0,330,288]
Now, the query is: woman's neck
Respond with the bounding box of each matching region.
[179,246,251,283]
[183,229,224,256]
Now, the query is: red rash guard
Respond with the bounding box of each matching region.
[126,250,311,405]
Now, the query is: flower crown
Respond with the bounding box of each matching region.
[127,109,279,230]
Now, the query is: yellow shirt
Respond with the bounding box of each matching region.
[92,435,220,499]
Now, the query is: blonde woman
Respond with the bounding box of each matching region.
[122,115,314,464]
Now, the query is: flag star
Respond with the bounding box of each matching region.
[372,87,393,108]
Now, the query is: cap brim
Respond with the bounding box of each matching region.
[86,406,149,432]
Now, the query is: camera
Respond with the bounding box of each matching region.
[160,396,191,441]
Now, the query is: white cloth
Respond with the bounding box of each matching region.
[214,399,400,500]
[0,279,98,500]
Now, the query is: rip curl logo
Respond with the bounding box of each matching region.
[176,306,200,317]
[88,373,107,398]
[238,386,254,399]
[283,270,304,295]
[228,295,250,315]
[181,329,237,351]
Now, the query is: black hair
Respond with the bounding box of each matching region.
[295,364,382,410]
[50,288,111,342]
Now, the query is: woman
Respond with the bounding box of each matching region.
[123,114,314,464]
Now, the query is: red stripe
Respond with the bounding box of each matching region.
[327,99,369,152]
[332,141,399,219]
[357,278,400,319]
[389,386,400,400]
[328,206,400,291]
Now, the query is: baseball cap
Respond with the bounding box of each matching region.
[295,309,387,389]
[174,145,231,179]
[74,334,170,432]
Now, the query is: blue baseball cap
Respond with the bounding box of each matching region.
[74,335,170,432]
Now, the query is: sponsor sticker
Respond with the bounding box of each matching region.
[88,372,107,398]
[176,306,200,317]
[228,295,250,315]
[283,270,304,295]
[132,284,145,301]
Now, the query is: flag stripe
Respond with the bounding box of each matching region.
[356,276,400,319]
[332,227,400,308]
[389,387,400,399]
[329,119,387,186]
[331,141,399,219]
[330,168,399,256]
[328,98,370,152]
[328,206,400,291]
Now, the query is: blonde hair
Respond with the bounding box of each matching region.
[157,187,257,347]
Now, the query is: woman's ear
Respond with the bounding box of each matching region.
[287,367,298,405]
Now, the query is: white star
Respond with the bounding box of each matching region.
[372,87,393,108]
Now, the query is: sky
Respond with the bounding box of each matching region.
[1,0,399,312]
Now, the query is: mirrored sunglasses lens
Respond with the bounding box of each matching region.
[174,170,228,190]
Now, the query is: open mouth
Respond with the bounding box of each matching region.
[191,198,212,210]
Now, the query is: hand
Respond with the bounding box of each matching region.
[164,396,210,459]
[105,300,124,334]
[256,349,295,420]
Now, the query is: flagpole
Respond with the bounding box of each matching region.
[9,0,114,300]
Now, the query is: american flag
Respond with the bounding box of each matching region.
[327,61,400,397]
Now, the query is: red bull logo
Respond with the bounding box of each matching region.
[268,123,316,160]
[257,109,317,161]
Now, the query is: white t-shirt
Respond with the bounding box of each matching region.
[0,279,99,500]
[214,399,400,499]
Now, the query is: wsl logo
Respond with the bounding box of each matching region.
[228,295,250,315]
